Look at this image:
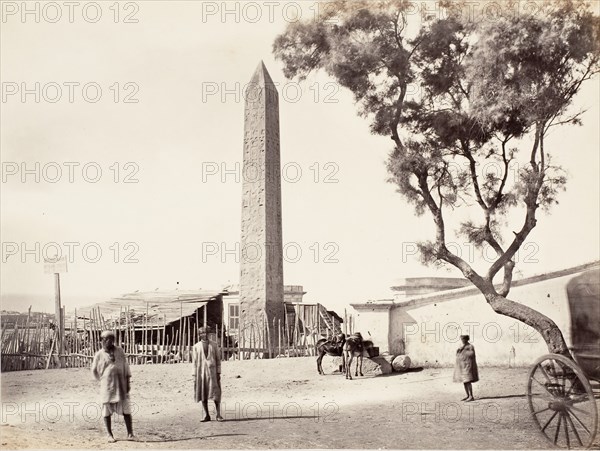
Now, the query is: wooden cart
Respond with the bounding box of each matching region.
[526,269,600,448]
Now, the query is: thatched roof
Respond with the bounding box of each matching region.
[70,290,221,327]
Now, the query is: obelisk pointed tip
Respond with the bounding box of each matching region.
[250,60,275,86]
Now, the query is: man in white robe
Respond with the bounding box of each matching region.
[192,326,223,422]
[92,330,135,442]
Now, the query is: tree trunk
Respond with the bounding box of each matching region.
[483,291,571,358]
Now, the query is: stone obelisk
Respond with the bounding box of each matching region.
[240,61,284,354]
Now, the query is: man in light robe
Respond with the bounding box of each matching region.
[453,334,479,401]
[92,330,135,442]
[192,326,223,422]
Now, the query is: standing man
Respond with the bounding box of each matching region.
[453,334,479,402]
[192,326,223,422]
[92,330,135,442]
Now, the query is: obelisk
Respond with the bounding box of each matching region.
[240,61,284,354]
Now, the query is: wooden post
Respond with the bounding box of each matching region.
[187,317,191,362]
[144,302,148,357]
[60,306,65,367]
[241,324,246,361]
[294,307,299,357]
[194,318,198,346]
[284,319,289,357]
[181,317,187,362]
[124,307,128,354]
[249,324,253,359]
[45,330,57,369]
[278,319,281,357]
[90,310,96,354]
[215,323,219,358]
[220,318,224,360]
[267,317,272,359]
[24,306,31,354]
[193,308,198,345]
[179,302,183,352]
[162,316,166,364]
[174,329,179,363]
[53,273,63,367]
[74,308,78,355]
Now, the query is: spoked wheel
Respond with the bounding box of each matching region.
[527,354,598,449]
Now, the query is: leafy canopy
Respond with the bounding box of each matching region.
[274,0,599,295]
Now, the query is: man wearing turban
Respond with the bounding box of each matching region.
[92,330,135,442]
[192,326,223,422]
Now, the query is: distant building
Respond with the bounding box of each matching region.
[284,285,307,303]
[220,284,343,340]
[221,284,306,333]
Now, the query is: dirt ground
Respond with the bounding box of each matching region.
[0,356,590,449]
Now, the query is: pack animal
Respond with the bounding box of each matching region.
[343,332,374,380]
[316,333,346,375]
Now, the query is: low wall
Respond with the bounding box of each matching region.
[396,273,580,367]
[352,264,598,367]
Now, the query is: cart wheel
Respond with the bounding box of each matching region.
[527,354,598,449]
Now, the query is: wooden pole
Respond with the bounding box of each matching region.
[144,302,148,357]
[278,319,282,357]
[45,330,57,369]
[174,329,179,362]
[268,317,273,359]
[74,309,78,355]
[90,310,95,354]
[179,302,183,352]
[187,317,191,361]
[54,273,63,367]
[215,324,223,358]
[162,316,166,364]
[241,324,246,361]
[284,318,289,357]
[124,308,128,354]
[220,318,224,360]
[294,307,299,356]
[24,306,31,354]
[60,306,65,366]
[181,317,186,362]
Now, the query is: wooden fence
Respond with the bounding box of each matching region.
[1,306,354,372]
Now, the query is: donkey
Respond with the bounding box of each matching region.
[316,333,346,375]
[343,332,374,380]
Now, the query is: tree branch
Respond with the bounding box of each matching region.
[416,171,491,292]
[489,137,512,209]
[462,147,489,211]
[390,82,407,150]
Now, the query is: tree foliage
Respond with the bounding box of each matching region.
[274,0,600,354]
[275,0,598,283]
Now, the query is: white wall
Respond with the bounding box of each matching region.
[352,270,592,367]
[351,305,395,354]
[397,273,577,366]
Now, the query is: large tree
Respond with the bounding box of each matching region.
[273,0,599,355]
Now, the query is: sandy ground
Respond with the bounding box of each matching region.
[0,356,591,450]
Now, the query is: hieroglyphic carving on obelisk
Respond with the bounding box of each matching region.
[239,61,284,354]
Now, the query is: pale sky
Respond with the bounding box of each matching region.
[1,1,599,315]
